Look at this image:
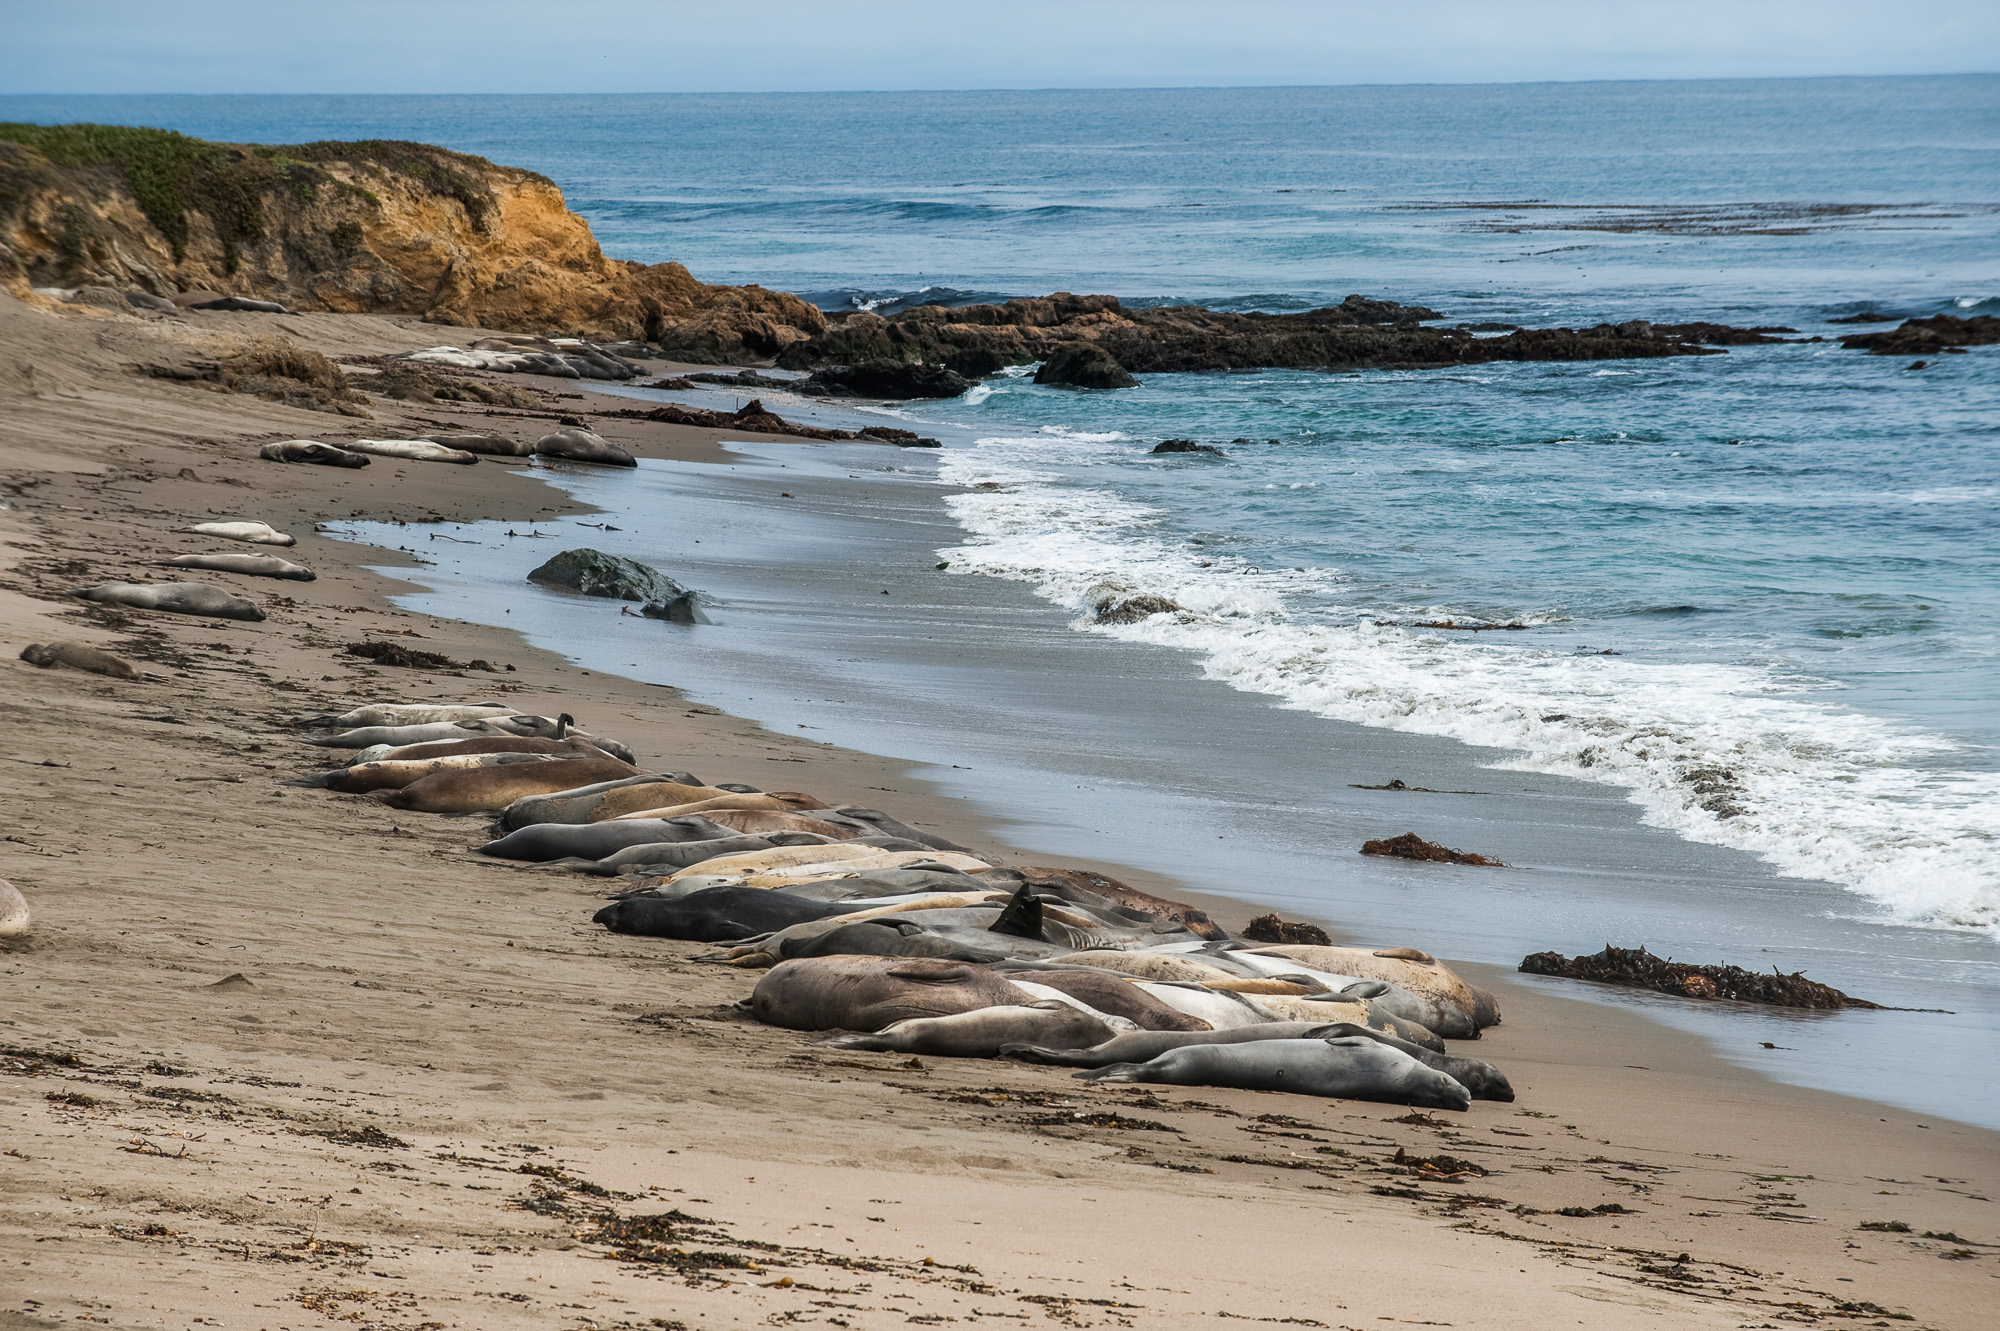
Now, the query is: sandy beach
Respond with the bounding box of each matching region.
[3,291,1996,1331]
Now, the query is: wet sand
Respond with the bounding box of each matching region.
[2,290,1995,1330]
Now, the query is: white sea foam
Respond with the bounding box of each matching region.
[938,434,2000,937]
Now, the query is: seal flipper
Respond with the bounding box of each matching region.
[989,886,1045,940]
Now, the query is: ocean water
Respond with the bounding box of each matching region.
[9,82,1998,1111]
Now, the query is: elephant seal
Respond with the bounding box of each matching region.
[503,776,726,828]
[185,520,294,546]
[535,429,636,467]
[369,756,641,813]
[1077,1037,1472,1110]
[1204,948,1478,1040]
[1003,1021,1339,1067]
[19,640,139,680]
[1228,992,1445,1052]
[593,887,852,942]
[584,833,840,876]
[972,866,1224,939]
[1130,982,1271,1029]
[72,581,264,621]
[1052,950,1242,983]
[747,955,1027,1031]
[190,295,288,312]
[319,702,516,728]
[818,1002,1123,1057]
[816,808,975,854]
[343,438,479,465]
[0,878,30,937]
[300,751,567,793]
[160,552,315,581]
[374,734,616,764]
[427,432,531,457]
[700,808,869,840]
[479,815,739,862]
[606,790,830,822]
[1306,1023,1514,1102]
[1008,968,1212,1032]
[1247,944,1501,1031]
[258,441,369,468]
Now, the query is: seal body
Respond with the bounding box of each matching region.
[818,1002,1120,1057]
[322,703,515,728]
[593,888,851,942]
[185,521,294,546]
[1078,1037,1473,1110]
[258,441,368,468]
[73,581,264,621]
[160,553,316,580]
[535,428,636,467]
[748,955,1027,1031]
[0,878,30,937]
[1247,944,1500,1031]
[369,756,640,813]
[502,775,726,828]
[1007,969,1212,1031]
[1002,1020,1338,1066]
[427,432,532,457]
[19,640,139,679]
[374,735,616,763]
[343,438,479,465]
[478,815,738,862]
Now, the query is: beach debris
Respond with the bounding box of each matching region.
[1240,914,1333,947]
[0,879,30,937]
[528,548,700,609]
[799,359,973,399]
[1518,944,1882,1010]
[1034,341,1139,389]
[342,641,496,671]
[144,336,370,416]
[19,640,140,680]
[364,357,543,407]
[1151,439,1226,455]
[1094,594,1182,624]
[1376,619,1532,631]
[1361,832,1505,866]
[1350,779,1484,794]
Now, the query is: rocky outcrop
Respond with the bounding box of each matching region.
[777,291,1758,376]
[527,548,701,625]
[0,123,825,358]
[1838,314,2000,356]
[1034,342,1138,389]
[799,359,972,399]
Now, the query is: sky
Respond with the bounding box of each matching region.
[2,0,1997,94]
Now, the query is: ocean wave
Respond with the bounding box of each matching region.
[936,434,2000,938]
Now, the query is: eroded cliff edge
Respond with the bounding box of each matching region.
[0,123,825,360]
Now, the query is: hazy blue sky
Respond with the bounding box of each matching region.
[4,0,1996,94]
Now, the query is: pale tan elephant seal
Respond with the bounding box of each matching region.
[0,879,29,937]
[20,640,139,680]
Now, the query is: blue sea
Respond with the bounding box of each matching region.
[9,80,1998,1118]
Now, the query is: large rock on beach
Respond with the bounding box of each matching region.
[1034,342,1139,389]
[528,549,695,606]
[800,360,973,399]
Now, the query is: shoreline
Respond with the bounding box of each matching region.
[3,293,1995,1329]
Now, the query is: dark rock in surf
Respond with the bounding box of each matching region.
[529,548,695,605]
[800,360,972,399]
[1838,314,2000,356]
[1519,944,1881,1010]
[1152,439,1225,456]
[1094,595,1182,625]
[639,591,710,625]
[1034,342,1139,389]
[1361,832,1505,867]
[944,347,1009,378]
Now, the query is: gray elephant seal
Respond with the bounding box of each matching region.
[1077,1037,1472,1110]
[160,553,315,581]
[20,640,139,680]
[817,1002,1121,1057]
[1000,968,1211,1032]
[190,296,288,312]
[535,429,636,467]
[258,441,369,468]
[478,815,739,862]
[747,955,1026,1031]
[72,581,264,621]
[428,432,531,457]
[368,755,640,813]
[0,878,30,937]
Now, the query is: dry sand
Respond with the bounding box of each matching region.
[2,291,1995,1330]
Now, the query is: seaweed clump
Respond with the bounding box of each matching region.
[144,336,371,416]
[1240,914,1333,946]
[363,358,540,408]
[343,641,497,672]
[1361,832,1505,866]
[1519,944,1881,1010]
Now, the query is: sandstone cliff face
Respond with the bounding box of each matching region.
[0,125,824,360]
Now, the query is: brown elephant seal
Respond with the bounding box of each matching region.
[535,428,636,467]
[701,808,866,840]
[427,432,531,457]
[1247,944,1501,1030]
[747,955,1027,1031]
[72,581,264,621]
[258,440,369,468]
[368,755,641,813]
[1052,950,1241,983]
[184,520,294,546]
[375,735,617,764]
[20,640,139,680]
[1006,969,1211,1031]
[1077,1036,1472,1110]
[817,1001,1123,1057]
[0,878,30,937]
[505,776,728,827]
[160,552,315,581]
[343,438,479,465]
[605,790,830,821]
[301,751,567,793]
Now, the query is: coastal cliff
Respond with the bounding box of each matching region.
[0,123,824,359]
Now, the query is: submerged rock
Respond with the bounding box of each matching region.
[1034,342,1139,389]
[1838,314,2000,356]
[1360,832,1505,867]
[1520,944,1881,1010]
[529,549,696,606]
[1152,439,1225,455]
[1094,595,1182,625]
